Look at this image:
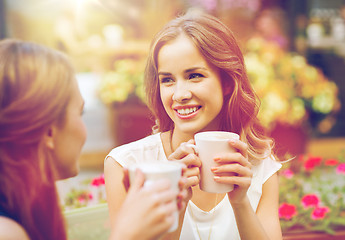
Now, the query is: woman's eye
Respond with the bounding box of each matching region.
[189,73,204,80]
[160,77,174,84]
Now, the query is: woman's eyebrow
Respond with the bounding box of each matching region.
[185,67,207,73]
[158,71,171,76]
[158,67,207,76]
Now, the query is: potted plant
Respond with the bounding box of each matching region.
[62,174,110,240]
[279,151,345,239]
[244,37,341,157]
[98,58,154,146]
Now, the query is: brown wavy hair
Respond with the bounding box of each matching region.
[0,39,75,240]
[144,12,274,163]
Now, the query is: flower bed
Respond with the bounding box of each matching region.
[62,174,106,211]
[279,152,345,235]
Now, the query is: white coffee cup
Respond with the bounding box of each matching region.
[128,161,183,232]
[191,131,240,193]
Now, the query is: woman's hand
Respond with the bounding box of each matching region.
[168,139,201,201]
[211,139,253,205]
[110,169,178,240]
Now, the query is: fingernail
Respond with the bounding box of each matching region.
[214,176,220,181]
[211,167,218,172]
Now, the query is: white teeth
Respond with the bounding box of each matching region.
[177,107,198,115]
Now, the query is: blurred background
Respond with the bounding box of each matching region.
[1,0,345,238]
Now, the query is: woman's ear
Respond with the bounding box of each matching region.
[221,73,233,96]
[44,125,56,150]
[223,83,233,97]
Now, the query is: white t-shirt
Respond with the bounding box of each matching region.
[107,133,282,240]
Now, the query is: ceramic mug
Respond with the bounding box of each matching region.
[128,161,183,232]
[190,131,240,193]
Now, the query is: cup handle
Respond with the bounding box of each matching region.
[185,143,199,154]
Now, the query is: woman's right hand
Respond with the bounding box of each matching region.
[110,169,177,240]
[168,139,201,199]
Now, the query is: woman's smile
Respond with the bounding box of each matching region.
[174,105,202,119]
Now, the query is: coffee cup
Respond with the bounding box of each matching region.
[190,131,240,193]
[128,161,183,232]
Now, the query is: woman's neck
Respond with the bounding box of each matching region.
[170,129,195,153]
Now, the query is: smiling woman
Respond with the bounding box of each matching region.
[104,11,283,240]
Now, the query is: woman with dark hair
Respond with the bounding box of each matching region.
[0,39,183,240]
[105,12,282,240]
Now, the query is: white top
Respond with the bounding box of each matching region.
[107,133,282,240]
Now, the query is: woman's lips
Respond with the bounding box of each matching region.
[174,106,201,119]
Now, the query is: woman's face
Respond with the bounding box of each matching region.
[157,34,224,135]
[51,78,87,179]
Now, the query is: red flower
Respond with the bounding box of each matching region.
[304,156,322,171]
[336,163,345,175]
[301,194,320,208]
[324,159,339,166]
[279,203,297,220]
[88,193,93,200]
[311,206,330,220]
[91,174,105,186]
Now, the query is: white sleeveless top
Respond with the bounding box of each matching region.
[106,133,282,240]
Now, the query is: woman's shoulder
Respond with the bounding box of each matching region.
[109,133,161,154]
[0,216,30,240]
[106,133,163,166]
[252,154,282,182]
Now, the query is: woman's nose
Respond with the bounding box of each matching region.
[172,82,192,102]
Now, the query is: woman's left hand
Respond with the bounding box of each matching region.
[211,139,253,205]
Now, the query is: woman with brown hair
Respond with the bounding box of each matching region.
[0,39,183,240]
[105,12,282,239]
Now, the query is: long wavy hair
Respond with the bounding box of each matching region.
[144,12,274,163]
[0,39,75,240]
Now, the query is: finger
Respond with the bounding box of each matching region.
[183,167,200,178]
[168,140,196,160]
[148,210,175,237]
[128,169,145,192]
[186,175,199,188]
[228,139,248,159]
[177,188,189,210]
[214,175,252,188]
[215,152,252,168]
[178,176,188,190]
[182,153,201,168]
[151,190,178,206]
[211,163,253,177]
[122,168,130,191]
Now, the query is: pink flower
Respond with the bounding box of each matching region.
[324,159,339,166]
[336,163,345,175]
[311,206,330,220]
[91,174,105,186]
[78,196,86,204]
[88,193,93,200]
[279,203,297,220]
[281,169,294,179]
[301,194,320,208]
[304,156,321,171]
